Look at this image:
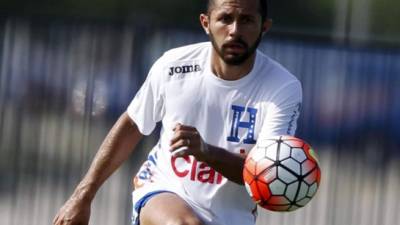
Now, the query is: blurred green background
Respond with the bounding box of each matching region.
[1,0,400,45]
[0,1,399,225]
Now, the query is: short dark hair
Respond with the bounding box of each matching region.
[206,0,268,22]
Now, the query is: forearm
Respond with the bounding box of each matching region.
[204,144,245,185]
[73,112,143,201]
[170,124,246,185]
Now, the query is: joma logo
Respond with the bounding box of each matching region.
[169,64,201,76]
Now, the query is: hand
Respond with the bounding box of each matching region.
[169,123,210,162]
[52,195,91,225]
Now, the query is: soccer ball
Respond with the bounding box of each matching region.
[243,135,321,212]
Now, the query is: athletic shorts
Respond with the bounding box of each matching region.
[131,154,178,225]
[130,154,210,225]
[131,187,173,225]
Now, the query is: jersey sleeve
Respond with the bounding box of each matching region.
[259,81,302,138]
[126,58,165,135]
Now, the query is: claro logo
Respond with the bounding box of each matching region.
[169,64,201,76]
[171,155,223,184]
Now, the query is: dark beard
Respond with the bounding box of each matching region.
[209,31,262,66]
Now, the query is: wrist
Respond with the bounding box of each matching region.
[202,143,216,164]
[73,182,97,202]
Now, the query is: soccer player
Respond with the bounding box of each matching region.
[52,0,302,224]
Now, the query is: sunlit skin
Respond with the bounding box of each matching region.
[200,0,272,80]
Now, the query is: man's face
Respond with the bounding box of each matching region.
[202,0,267,65]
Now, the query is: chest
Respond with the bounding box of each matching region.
[162,76,269,153]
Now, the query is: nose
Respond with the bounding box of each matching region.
[228,21,241,37]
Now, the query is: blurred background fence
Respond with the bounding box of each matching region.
[1,2,400,224]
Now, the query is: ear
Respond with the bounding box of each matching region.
[200,13,210,35]
[261,19,273,34]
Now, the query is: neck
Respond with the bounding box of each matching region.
[210,50,257,81]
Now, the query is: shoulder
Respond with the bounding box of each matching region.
[162,42,210,61]
[256,50,299,84]
[256,50,302,93]
[149,42,210,79]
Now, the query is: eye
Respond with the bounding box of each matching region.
[218,14,233,24]
[240,16,255,24]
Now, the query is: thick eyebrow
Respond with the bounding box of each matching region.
[239,13,257,19]
[214,10,257,20]
[213,5,259,17]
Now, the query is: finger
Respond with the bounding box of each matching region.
[172,123,181,131]
[171,146,190,157]
[59,218,66,225]
[173,123,196,132]
[170,130,197,145]
[170,138,190,152]
[52,214,59,224]
[54,214,62,225]
[62,218,72,225]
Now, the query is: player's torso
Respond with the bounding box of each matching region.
[153,47,275,221]
[136,42,295,225]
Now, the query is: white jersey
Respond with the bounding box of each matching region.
[127,42,302,225]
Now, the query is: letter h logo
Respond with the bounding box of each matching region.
[227,105,257,144]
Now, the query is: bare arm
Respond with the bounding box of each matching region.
[169,124,245,185]
[201,144,245,185]
[53,112,143,225]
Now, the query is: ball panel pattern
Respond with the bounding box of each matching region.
[285,182,299,201]
[244,183,253,198]
[308,183,318,197]
[265,144,278,161]
[243,135,321,212]
[287,205,300,211]
[256,180,272,201]
[304,169,318,185]
[255,158,274,174]
[268,196,290,205]
[297,197,311,206]
[278,144,291,160]
[243,167,254,185]
[301,159,316,175]
[244,157,257,172]
[250,147,267,161]
[316,167,322,184]
[265,204,291,211]
[291,148,307,163]
[269,180,286,195]
[281,158,301,175]
[248,181,262,203]
[296,181,309,201]
[261,166,277,184]
[281,136,305,148]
